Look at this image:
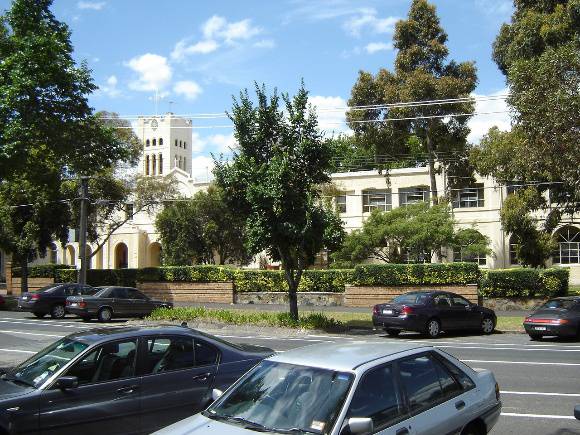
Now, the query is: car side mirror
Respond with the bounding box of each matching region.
[55,376,78,390]
[574,405,580,420]
[346,417,373,434]
[212,388,223,401]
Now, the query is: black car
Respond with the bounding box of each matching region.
[372,290,497,338]
[0,325,274,434]
[523,296,580,340]
[66,286,173,322]
[18,283,96,319]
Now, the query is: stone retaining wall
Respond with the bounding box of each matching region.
[344,285,479,308]
[10,277,55,295]
[482,297,547,311]
[137,282,234,304]
[235,292,344,306]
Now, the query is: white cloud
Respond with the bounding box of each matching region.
[190,156,215,182]
[467,88,512,143]
[202,15,227,39]
[171,40,219,61]
[190,132,208,154]
[201,15,261,44]
[77,1,105,10]
[173,80,203,101]
[208,133,237,153]
[343,8,399,37]
[253,39,276,49]
[126,53,172,92]
[309,95,350,136]
[365,42,393,54]
[99,75,121,98]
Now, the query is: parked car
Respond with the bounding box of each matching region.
[372,291,497,338]
[0,325,273,434]
[156,341,501,435]
[18,283,96,319]
[523,296,580,340]
[66,286,173,322]
[0,294,4,308]
[575,405,580,420]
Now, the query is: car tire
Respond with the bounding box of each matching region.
[50,304,66,319]
[529,333,542,341]
[33,312,45,318]
[461,422,484,435]
[81,316,92,322]
[425,318,441,338]
[97,307,113,323]
[385,329,401,337]
[481,317,495,335]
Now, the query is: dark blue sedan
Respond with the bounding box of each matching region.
[0,325,273,434]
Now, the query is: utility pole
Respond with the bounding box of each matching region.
[78,176,89,285]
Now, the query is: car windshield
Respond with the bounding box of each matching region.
[540,299,576,310]
[205,360,353,434]
[6,338,88,388]
[392,293,430,305]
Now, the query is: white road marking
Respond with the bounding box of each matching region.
[437,344,580,352]
[462,359,580,366]
[502,390,580,397]
[0,348,35,354]
[0,320,87,329]
[0,330,64,338]
[0,317,90,326]
[501,412,576,420]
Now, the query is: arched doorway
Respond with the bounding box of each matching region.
[148,242,162,267]
[553,225,580,264]
[66,245,76,266]
[114,243,128,269]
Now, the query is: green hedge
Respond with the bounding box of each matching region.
[138,266,233,283]
[12,264,75,279]
[479,267,569,298]
[351,263,480,286]
[233,269,352,293]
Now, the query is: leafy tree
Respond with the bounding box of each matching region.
[214,83,345,320]
[347,0,477,200]
[155,185,252,266]
[333,202,490,266]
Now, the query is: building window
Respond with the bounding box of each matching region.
[453,183,484,208]
[506,181,524,196]
[152,138,157,146]
[399,186,430,206]
[178,156,182,169]
[179,140,182,148]
[158,154,163,174]
[183,141,187,149]
[145,139,150,147]
[174,156,178,168]
[509,237,519,265]
[454,248,486,265]
[159,138,163,146]
[125,203,134,221]
[175,139,178,147]
[553,225,580,264]
[362,189,392,213]
[145,155,150,175]
[402,249,430,264]
[152,154,157,175]
[336,194,347,213]
[183,156,186,170]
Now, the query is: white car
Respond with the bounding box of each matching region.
[154,342,501,435]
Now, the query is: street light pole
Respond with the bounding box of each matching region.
[78,176,89,285]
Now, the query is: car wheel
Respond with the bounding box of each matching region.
[33,312,45,318]
[481,317,495,335]
[385,329,401,337]
[50,304,66,319]
[98,307,113,323]
[425,318,441,338]
[529,333,542,341]
[461,422,484,435]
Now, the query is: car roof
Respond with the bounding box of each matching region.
[268,341,432,372]
[65,325,203,344]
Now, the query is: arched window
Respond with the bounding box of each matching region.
[179,140,182,148]
[553,226,580,264]
[114,243,128,269]
[152,154,157,175]
[158,153,163,174]
[145,139,150,147]
[152,138,157,146]
[175,139,178,147]
[145,155,150,175]
[183,141,187,149]
[159,138,163,146]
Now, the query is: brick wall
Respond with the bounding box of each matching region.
[10,277,55,295]
[137,281,234,304]
[345,285,479,308]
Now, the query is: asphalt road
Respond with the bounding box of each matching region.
[0,311,579,435]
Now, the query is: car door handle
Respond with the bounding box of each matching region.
[117,385,139,395]
[192,372,212,382]
[396,428,410,435]
[455,400,466,410]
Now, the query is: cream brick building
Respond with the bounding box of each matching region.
[3,113,579,285]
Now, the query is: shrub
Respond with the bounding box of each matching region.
[351,263,480,286]
[84,269,139,287]
[138,266,233,283]
[232,269,352,293]
[479,267,569,298]
[56,269,78,283]
[12,264,75,279]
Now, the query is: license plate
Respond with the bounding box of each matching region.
[70,303,78,307]
[383,309,394,315]
[534,326,547,331]
[22,297,28,301]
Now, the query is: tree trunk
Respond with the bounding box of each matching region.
[20,255,28,294]
[288,281,299,321]
[279,249,301,321]
[425,131,438,205]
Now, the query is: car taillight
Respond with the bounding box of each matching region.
[372,305,380,315]
[495,382,500,401]
[79,301,87,308]
[525,318,569,325]
[401,306,413,315]
[31,293,40,300]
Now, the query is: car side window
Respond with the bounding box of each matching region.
[433,353,475,391]
[81,286,95,295]
[398,354,445,413]
[64,339,137,386]
[194,339,218,366]
[128,289,148,300]
[63,286,77,296]
[345,364,405,431]
[113,288,129,299]
[145,336,195,374]
[434,295,451,308]
[451,296,470,307]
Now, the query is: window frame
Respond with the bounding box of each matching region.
[336,194,347,214]
[362,189,392,213]
[453,248,487,266]
[399,186,430,207]
[452,184,484,209]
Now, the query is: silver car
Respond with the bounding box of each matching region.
[154,342,501,435]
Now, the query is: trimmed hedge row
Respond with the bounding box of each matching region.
[12,264,75,279]
[479,268,569,298]
[351,263,480,286]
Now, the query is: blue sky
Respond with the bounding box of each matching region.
[1,0,514,179]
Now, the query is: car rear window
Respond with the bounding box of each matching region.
[392,293,430,305]
[541,299,576,310]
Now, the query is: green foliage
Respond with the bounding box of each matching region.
[214,82,345,319]
[155,185,251,266]
[351,262,480,286]
[12,264,74,279]
[479,267,569,298]
[138,266,233,283]
[326,135,377,172]
[83,269,138,287]
[347,0,477,195]
[147,307,344,331]
[56,269,78,283]
[233,269,352,293]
